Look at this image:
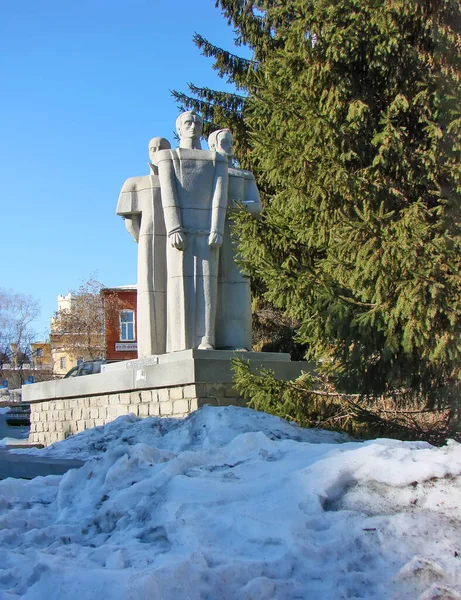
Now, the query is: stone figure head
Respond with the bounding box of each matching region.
[208,128,233,158]
[176,112,203,146]
[208,129,234,166]
[148,137,171,163]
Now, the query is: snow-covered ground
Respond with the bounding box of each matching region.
[2,405,460,599]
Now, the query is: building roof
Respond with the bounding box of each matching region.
[101,285,137,291]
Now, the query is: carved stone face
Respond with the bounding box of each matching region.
[148,137,171,163]
[178,113,203,140]
[216,130,233,157]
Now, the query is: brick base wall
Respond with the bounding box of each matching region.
[29,382,246,446]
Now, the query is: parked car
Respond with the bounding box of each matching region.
[5,403,30,427]
[64,359,119,378]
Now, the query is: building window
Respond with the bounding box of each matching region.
[36,348,43,358]
[120,310,135,341]
[60,357,67,370]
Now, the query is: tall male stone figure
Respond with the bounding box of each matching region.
[208,129,262,350]
[116,137,171,357]
[155,112,229,351]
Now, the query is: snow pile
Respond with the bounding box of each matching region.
[15,405,347,461]
[1,405,460,599]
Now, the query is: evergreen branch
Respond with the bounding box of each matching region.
[337,295,378,308]
[214,1,281,57]
[187,84,247,111]
[290,386,361,400]
[190,0,461,423]
[194,33,258,69]
[193,33,258,85]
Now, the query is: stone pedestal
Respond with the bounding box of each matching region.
[23,351,311,446]
[100,349,306,385]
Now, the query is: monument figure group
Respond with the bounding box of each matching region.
[117,112,261,357]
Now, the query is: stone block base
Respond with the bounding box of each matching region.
[24,350,310,447]
[28,381,246,446]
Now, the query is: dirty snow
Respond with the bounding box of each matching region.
[1,405,460,599]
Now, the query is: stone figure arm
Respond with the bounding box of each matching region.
[242,173,262,218]
[208,155,228,247]
[124,215,141,243]
[116,179,143,242]
[155,150,187,251]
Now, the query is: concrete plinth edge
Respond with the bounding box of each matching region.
[23,351,312,447]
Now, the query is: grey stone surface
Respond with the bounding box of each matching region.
[208,129,262,351]
[117,137,171,357]
[116,115,262,357]
[23,369,135,402]
[102,349,293,369]
[25,351,299,402]
[104,356,159,370]
[155,112,229,351]
[24,350,310,400]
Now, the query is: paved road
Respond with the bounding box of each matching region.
[0,448,85,479]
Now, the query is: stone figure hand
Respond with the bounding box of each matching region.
[169,230,188,251]
[208,232,223,247]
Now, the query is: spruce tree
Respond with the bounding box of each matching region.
[172,1,282,173]
[177,0,461,424]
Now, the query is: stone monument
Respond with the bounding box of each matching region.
[155,112,229,352]
[117,116,261,355]
[208,129,262,350]
[23,112,311,447]
[116,137,170,357]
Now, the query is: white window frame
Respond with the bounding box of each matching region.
[120,310,136,341]
[60,356,67,370]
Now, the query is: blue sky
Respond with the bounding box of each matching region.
[1,0,245,340]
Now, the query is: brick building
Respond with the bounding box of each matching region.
[101,286,138,361]
[50,286,138,376]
